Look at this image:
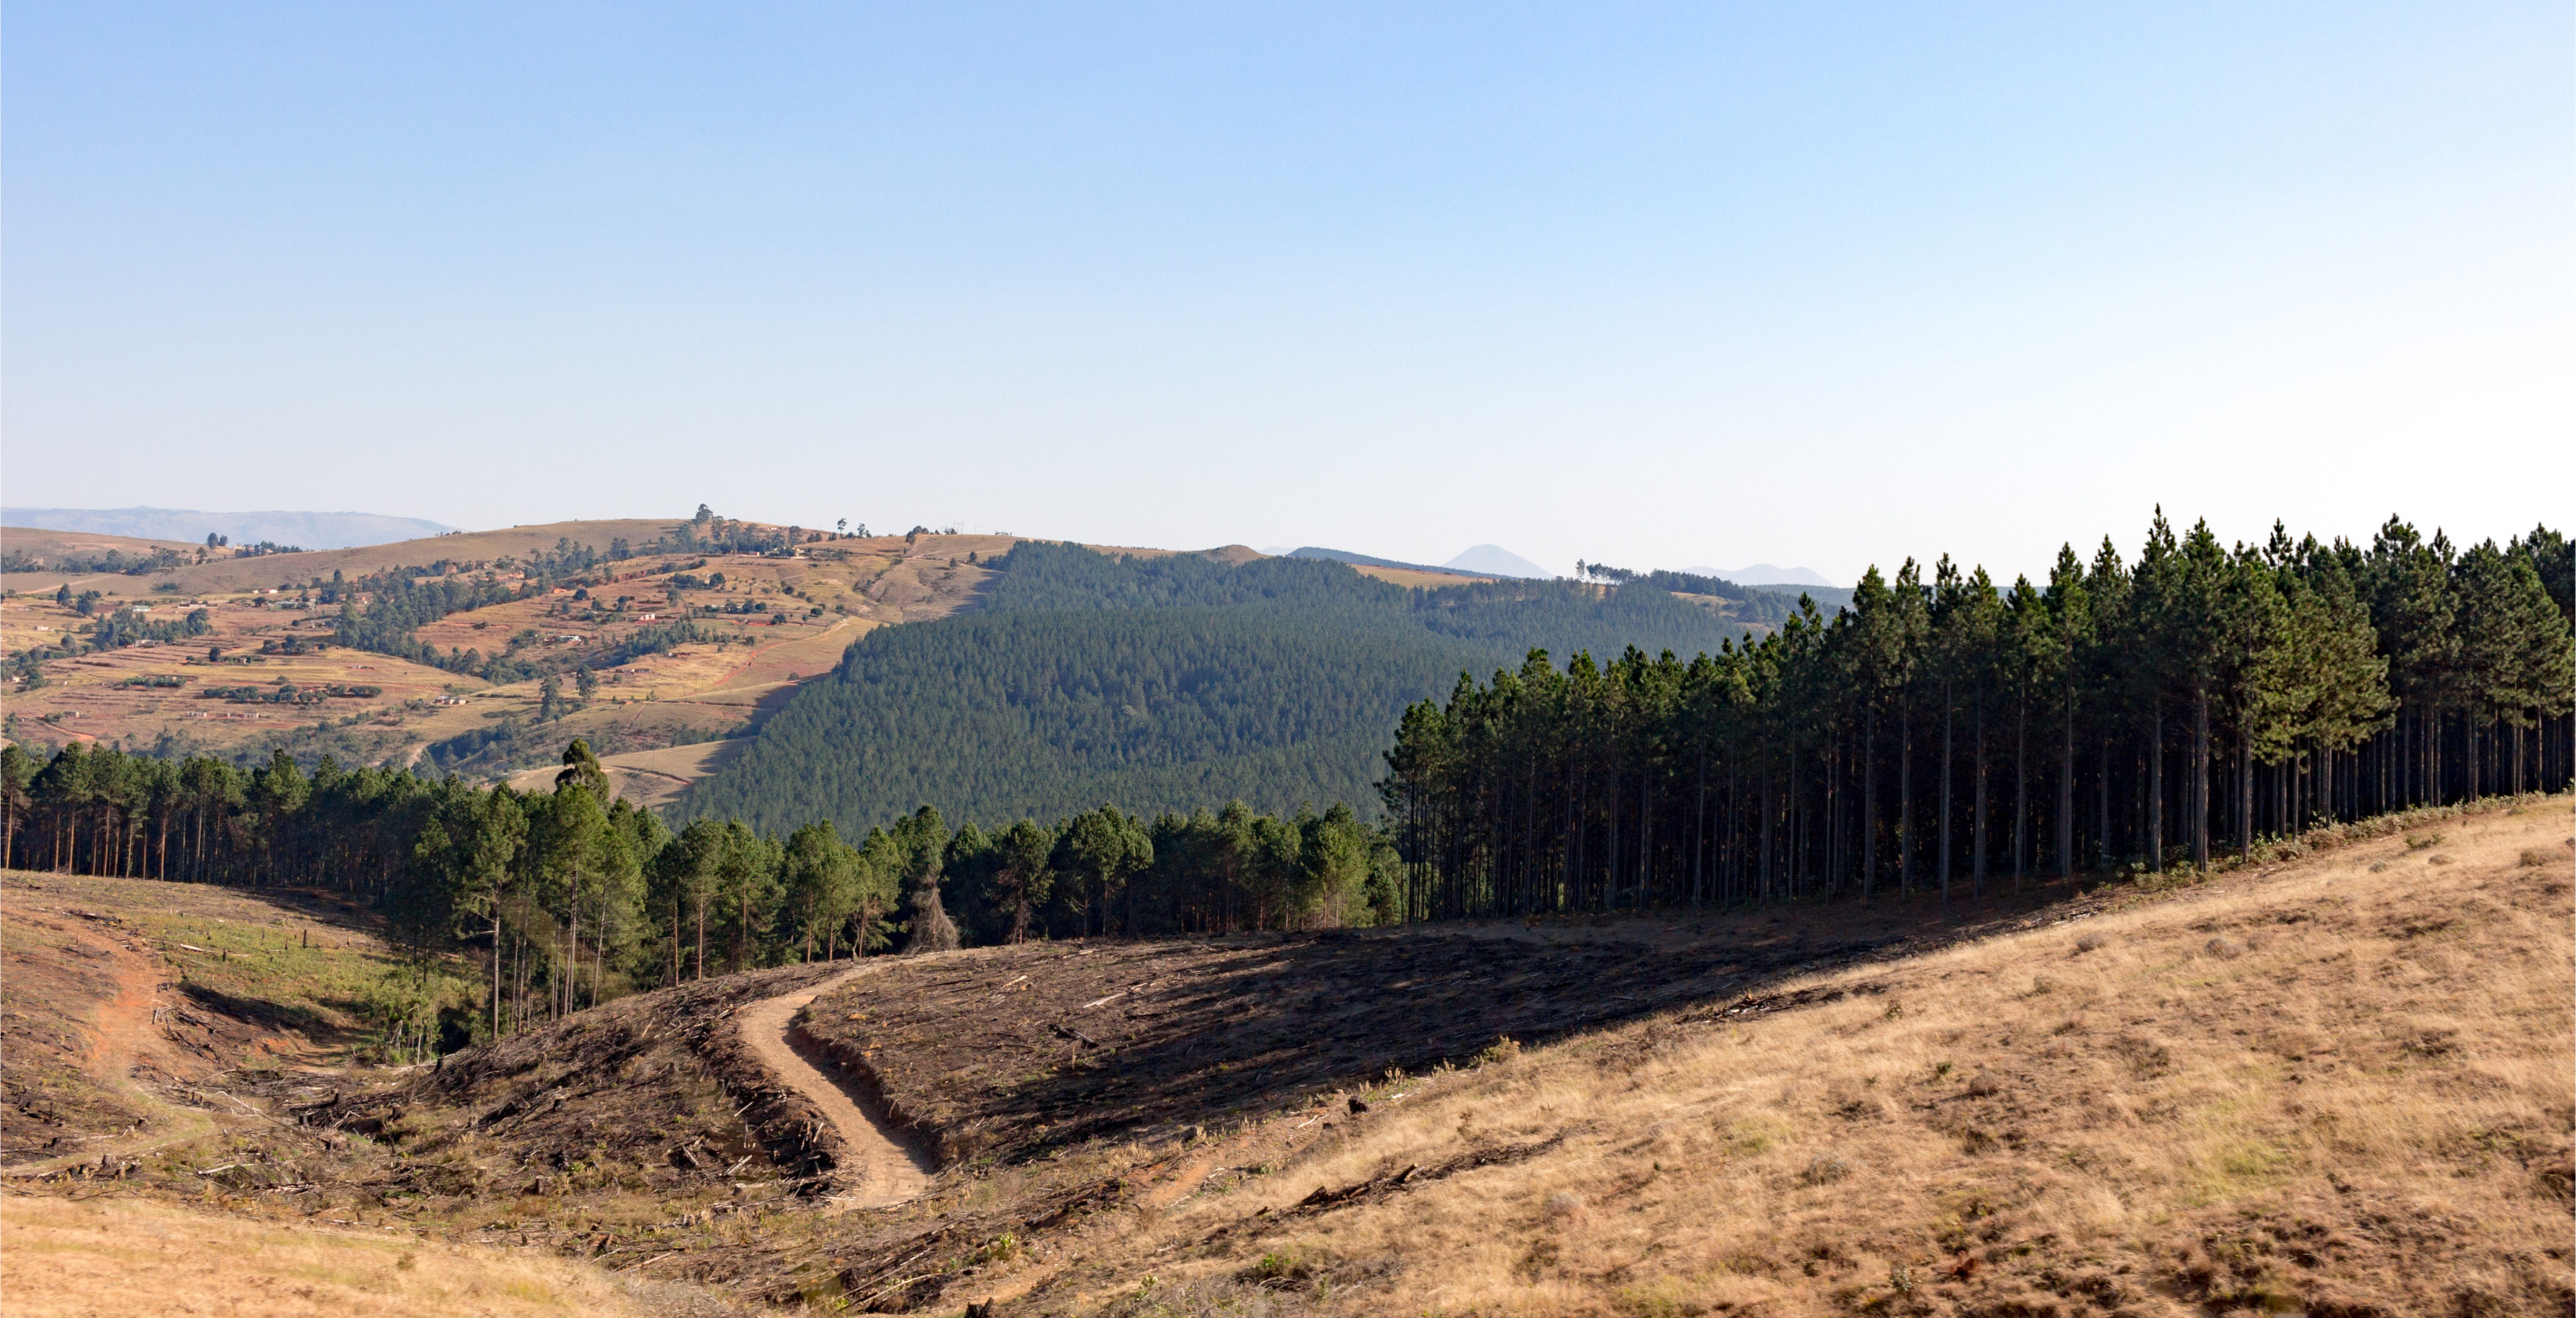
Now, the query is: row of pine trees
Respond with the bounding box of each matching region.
[1379,515,2574,920]
[0,738,1398,1045]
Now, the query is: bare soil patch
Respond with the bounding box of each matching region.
[737,968,935,1208]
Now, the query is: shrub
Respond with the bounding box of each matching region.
[1241,1250,1316,1283]
[358,971,440,1066]
[1799,1152,1853,1186]
[1472,1036,1522,1067]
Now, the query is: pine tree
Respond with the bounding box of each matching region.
[0,743,35,871]
[653,820,727,981]
[992,819,1057,943]
[898,806,960,953]
[782,822,859,961]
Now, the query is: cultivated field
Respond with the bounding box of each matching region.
[0,522,1024,782]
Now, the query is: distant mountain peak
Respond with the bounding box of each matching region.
[1684,563,1836,588]
[1287,547,1467,575]
[0,506,459,550]
[1443,545,1554,579]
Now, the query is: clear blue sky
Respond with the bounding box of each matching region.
[6,4,2568,583]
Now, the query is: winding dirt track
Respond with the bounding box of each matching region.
[1,913,217,1178]
[737,968,934,1208]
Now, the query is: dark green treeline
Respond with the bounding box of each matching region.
[1379,515,2575,921]
[0,737,1397,1048]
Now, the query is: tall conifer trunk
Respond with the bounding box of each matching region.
[2097,737,2112,872]
[1758,762,1773,904]
[2237,714,2254,857]
[1861,706,1877,899]
[2014,694,2028,892]
[1692,740,1708,907]
[1972,701,1988,896]
[1898,703,1913,896]
[491,911,503,1043]
[2059,690,2076,878]
[1939,684,1954,902]
[2149,706,2165,872]
[2192,685,2210,871]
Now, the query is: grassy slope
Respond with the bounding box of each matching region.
[0,1193,754,1318]
[5,802,2563,1316]
[0,526,207,559]
[3,519,680,596]
[0,869,788,1317]
[955,801,2573,1317]
[0,871,475,1169]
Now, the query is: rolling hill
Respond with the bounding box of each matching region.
[1690,561,1837,588]
[2,516,1802,812]
[679,540,1780,832]
[0,517,1005,780]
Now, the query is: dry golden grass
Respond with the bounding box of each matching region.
[501,736,750,807]
[13,519,685,598]
[1348,563,1495,588]
[1027,801,2575,1317]
[0,1192,747,1317]
[703,615,873,690]
[0,522,967,764]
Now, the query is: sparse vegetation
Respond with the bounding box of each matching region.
[0,1194,752,1317]
[977,802,2572,1317]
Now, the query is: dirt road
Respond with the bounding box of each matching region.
[735,968,933,1208]
[0,904,218,1177]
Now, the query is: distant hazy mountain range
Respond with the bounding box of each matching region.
[1262,544,1819,587]
[1284,547,1462,575]
[1686,563,1836,588]
[1443,545,1554,579]
[0,506,459,550]
[1262,544,1557,580]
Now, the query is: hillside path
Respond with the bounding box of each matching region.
[737,968,933,1209]
[1,912,219,1177]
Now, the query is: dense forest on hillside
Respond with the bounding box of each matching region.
[684,542,1768,831]
[0,738,1394,1048]
[1381,516,2575,919]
